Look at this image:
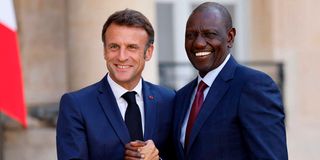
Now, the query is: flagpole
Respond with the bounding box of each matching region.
[0,113,4,160]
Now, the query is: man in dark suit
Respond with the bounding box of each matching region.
[173,2,288,160]
[56,9,175,160]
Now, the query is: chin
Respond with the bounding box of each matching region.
[194,65,207,71]
[116,75,132,81]
[112,73,130,81]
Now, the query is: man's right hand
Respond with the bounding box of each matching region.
[125,140,146,160]
[124,140,159,160]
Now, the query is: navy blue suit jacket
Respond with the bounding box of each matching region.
[57,75,175,160]
[173,56,288,160]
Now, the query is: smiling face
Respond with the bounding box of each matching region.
[185,9,235,77]
[104,23,153,90]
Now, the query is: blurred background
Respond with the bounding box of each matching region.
[1,0,320,159]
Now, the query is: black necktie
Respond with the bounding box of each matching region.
[122,91,143,141]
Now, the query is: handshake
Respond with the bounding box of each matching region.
[124,140,159,160]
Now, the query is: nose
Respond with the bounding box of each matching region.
[193,34,206,49]
[118,48,128,61]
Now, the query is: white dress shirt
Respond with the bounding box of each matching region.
[107,74,145,134]
[180,54,231,147]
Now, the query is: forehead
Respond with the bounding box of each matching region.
[105,23,148,43]
[186,10,225,30]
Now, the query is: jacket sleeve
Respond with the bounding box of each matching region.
[239,74,288,160]
[56,93,89,160]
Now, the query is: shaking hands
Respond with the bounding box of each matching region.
[124,140,159,160]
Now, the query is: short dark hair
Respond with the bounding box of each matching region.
[101,9,154,46]
[192,2,233,30]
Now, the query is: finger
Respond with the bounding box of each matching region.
[125,143,139,151]
[148,154,159,160]
[130,140,147,147]
[126,141,146,152]
[153,148,159,156]
[125,149,143,158]
[140,140,155,153]
[145,144,159,160]
[124,156,143,160]
[144,140,154,145]
[139,142,158,160]
[150,147,159,158]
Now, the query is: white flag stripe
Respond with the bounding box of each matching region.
[0,0,17,30]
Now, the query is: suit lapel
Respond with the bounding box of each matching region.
[177,78,197,138]
[186,76,230,153]
[142,81,157,140]
[178,80,198,131]
[176,79,198,157]
[98,76,131,146]
[186,56,238,153]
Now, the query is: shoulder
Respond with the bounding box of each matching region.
[143,81,176,98]
[236,64,275,85]
[235,65,282,99]
[61,81,102,102]
[142,81,176,102]
[176,79,196,95]
[143,81,176,113]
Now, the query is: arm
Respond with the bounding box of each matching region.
[56,94,89,160]
[239,75,288,159]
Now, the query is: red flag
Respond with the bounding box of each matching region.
[0,0,27,127]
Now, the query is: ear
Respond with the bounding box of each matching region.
[144,44,154,61]
[227,28,236,48]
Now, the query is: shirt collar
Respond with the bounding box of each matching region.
[107,74,143,100]
[198,54,231,86]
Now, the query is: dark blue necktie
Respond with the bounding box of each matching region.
[122,91,143,141]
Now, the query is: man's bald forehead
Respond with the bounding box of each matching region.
[190,2,233,29]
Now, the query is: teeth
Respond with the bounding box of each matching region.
[195,52,211,57]
[117,65,129,69]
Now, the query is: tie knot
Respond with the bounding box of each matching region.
[122,91,137,104]
[197,81,208,93]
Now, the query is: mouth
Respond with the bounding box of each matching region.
[115,64,130,69]
[195,51,212,57]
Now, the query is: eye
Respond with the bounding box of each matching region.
[185,32,196,40]
[108,44,119,50]
[203,32,217,39]
[127,44,139,50]
[108,44,119,49]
